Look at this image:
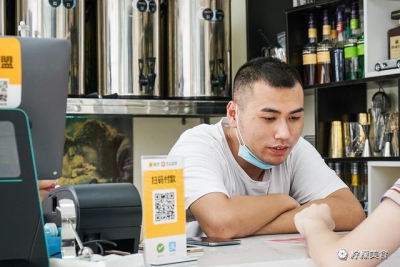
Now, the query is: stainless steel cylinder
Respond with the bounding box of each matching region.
[16,0,86,96]
[0,0,5,35]
[167,0,231,99]
[97,0,162,98]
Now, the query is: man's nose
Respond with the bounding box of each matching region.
[274,121,290,139]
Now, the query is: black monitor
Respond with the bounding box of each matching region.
[0,36,70,179]
[0,36,70,267]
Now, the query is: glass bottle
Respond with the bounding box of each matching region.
[357,5,364,79]
[345,12,351,40]
[331,6,345,82]
[316,10,333,84]
[357,32,364,79]
[351,162,362,202]
[334,162,344,182]
[362,162,368,214]
[331,14,338,45]
[302,13,318,86]
[344,2,360,80]
[388,10,400,59]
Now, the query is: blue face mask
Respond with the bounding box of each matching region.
[235,110,274,170]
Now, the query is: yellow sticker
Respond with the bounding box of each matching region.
[143,167,185,238]
[141,156,187,263]
[0,38,22,108]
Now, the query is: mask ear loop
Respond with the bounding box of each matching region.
[235,108,246,146]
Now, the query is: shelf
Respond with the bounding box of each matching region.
[303,73,400,90]
[66,98,229,117]
[324,156,400,162]
[285,0,341,14]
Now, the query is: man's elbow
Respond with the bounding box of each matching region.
[201,216,243,239]
[335,203,366,231]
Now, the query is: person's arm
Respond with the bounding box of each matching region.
[38,180,58,201]
[253,188,366,235]
[189,192,300,239]
[295,200,400,267]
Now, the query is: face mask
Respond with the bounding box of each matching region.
[235,109,274,170]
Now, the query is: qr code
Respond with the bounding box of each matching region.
[153,189,177,224]
[0,79,8,103]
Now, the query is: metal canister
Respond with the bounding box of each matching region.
[329,121,343,158]
[0,0,15,36]
[97,0,163,98]
[15,0,86,96]
[0,0,5,35]
[167,0,231,99]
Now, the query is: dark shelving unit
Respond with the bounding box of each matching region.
[285,0,400,162]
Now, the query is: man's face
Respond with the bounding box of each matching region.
[236,81,304,166]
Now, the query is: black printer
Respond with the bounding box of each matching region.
[42,183,142,255]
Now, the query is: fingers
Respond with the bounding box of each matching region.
[294,203,335,235]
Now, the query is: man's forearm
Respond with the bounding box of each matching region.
[253,189,366,235]
[193,193,299,238]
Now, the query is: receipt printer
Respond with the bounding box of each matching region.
[42,183,142,254]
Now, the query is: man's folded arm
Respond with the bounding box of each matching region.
[253,188,366,235]
[189,192,300,239]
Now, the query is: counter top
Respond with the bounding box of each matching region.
[194,234,400,267]
[50,233,400,267]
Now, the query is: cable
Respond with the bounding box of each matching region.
[83,239,117,256]
[83,239,117,247]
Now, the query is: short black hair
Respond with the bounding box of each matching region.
[233,57,302,104]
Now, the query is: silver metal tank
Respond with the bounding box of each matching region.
[15,0,86,96]
[0,0,5,35]
[167,0,231,99]
[97,0,163,98]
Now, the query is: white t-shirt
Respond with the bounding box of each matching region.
[169,118,348,237]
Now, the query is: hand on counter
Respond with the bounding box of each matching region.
[294,203,335,236]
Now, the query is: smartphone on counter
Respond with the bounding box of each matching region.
[187,237,241,246]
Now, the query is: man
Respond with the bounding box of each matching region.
[169,57,365,238]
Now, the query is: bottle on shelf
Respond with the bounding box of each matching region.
[362,162,368,215]
[357,4,364,79]
[350,162,363,203]
[345,11,351,40]
[388,10,400,59]
[316,10,333,84]
[357,31,364,79]
[344,2,360,80]
[331,14,338,45]
[331,6,345,82]
[334,162,344,182]
[302,13,318,86]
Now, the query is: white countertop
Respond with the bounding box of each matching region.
[50,233,400,267]
[194,233,400,267]
[195,234,315,267]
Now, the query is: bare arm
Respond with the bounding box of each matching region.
[189,192,300,238]
[253,188,366,235]
[295,200,400,267]
[38,180,58,201]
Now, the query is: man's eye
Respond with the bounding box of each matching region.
[289,116,301,121]
[263,117,276,121]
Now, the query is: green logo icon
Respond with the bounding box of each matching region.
[157,243,165,253]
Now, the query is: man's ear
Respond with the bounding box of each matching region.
[226,101,238,128]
